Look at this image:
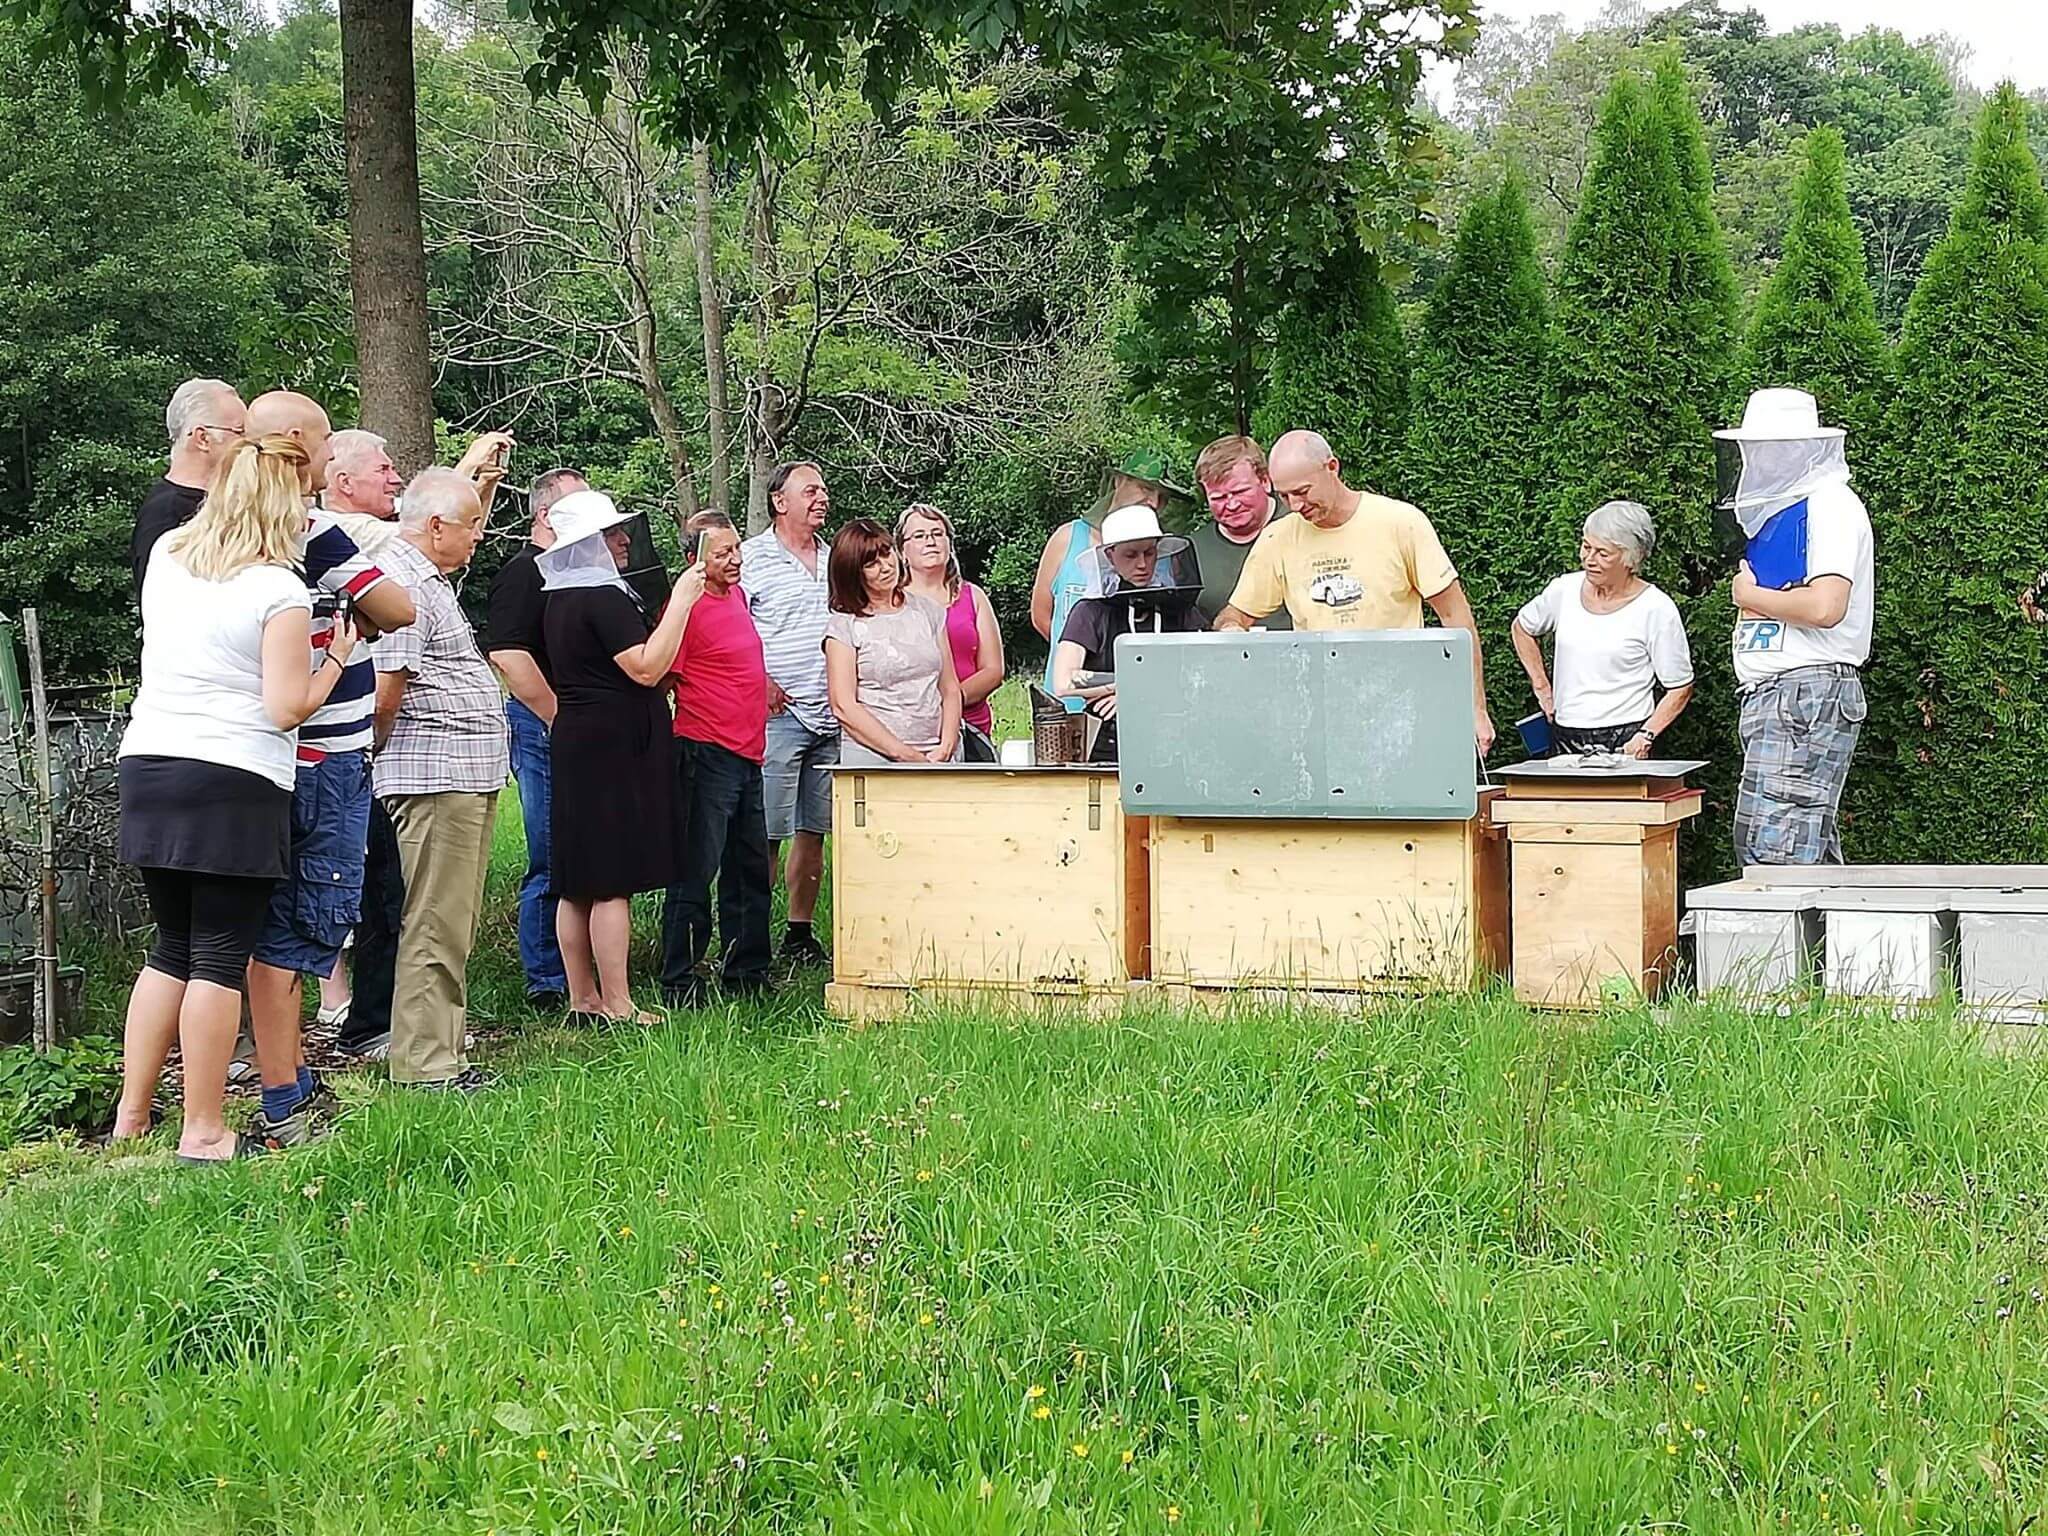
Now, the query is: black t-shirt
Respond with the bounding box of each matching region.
[1059,594,1208,676]
[1059,595,1206,764]
[484,542,553,684]
[131,478,206,599]
[541,585,653,710]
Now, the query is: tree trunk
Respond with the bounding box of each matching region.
[743,151,792,535]
[615,98,699,531]
[693,141,734,521]
[1229,244,1253,436]
[339,0,436,474]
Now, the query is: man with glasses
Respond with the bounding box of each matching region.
[130,378,247,597]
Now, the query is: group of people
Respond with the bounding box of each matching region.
[1028,392,1870,879]
[104,369,1871,1165]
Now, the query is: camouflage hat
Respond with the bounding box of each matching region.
[1109,447,1188,499]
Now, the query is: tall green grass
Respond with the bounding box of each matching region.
[5,991,2048,1533]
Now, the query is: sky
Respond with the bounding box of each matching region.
[1426,0,2048,107]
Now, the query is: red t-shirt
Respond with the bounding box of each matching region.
[669,584,770,763]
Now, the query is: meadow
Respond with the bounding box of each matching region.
[6,971,2048,1531]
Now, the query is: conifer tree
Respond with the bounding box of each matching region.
[1548,63,1743,872]
[1860,84,2048,860]
[1253,242,1409,484]
[1747,126,1893,438]
[1403,177,1552,718]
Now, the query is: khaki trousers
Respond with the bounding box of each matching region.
[385,790,498,1084]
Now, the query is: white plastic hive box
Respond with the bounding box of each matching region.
[1815,890,1958,1004]
[1681,880,1824,998]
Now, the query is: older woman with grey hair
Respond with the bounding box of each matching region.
[1511,499,1695,758]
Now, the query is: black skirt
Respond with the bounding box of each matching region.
[549,691,684,901]
[119,756,291,879]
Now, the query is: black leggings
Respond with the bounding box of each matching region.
[138,867,276,991]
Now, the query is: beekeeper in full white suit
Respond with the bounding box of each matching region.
[1717,386,1875,867]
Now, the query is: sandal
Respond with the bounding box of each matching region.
[176,1134,271,1168]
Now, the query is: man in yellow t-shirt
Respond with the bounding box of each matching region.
[1216,428,1496,754]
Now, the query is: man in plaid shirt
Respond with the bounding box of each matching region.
[370,468,508,1091]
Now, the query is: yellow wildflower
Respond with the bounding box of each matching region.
[1034,1405,1052,1420]
[1026,1384,1046,1400]
[1073,1443,1089,1459]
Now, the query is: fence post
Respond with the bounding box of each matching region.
[22,609,57,1055]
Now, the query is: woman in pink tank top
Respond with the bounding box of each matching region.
[896,502,1005,753]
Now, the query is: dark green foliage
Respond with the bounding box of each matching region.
[0,1035,119,1146]
[1097,0,1473,440]
[1856,86,2048,861]
[1401,178,1551,718]
[1547,61,1742,875]
[1253,244,1410,486]
[1747,126,1893,438]
[0,21,316,675]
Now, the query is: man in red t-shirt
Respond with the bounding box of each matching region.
[660,513,775,1001]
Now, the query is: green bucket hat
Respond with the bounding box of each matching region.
[1108,447,1189,500]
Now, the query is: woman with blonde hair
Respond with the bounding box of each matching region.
[110,434,360,1163]
[896,502,1004,760]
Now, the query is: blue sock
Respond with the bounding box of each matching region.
[297,1065,317,1098]
[262,1081,304,1121]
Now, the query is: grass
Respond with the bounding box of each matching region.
[9,680,2048,1529]
[6,989,2048,1532]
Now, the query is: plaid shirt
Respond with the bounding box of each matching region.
[369,538,509,797]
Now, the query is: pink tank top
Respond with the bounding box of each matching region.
[945,584,994,734]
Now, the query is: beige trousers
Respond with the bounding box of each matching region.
[385,790,498,1084]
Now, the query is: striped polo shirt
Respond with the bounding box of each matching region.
[739,527,833,733]
[299,510,391,756]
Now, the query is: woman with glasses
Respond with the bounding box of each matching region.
[896,503,1005,761]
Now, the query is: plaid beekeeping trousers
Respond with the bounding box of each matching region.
[1733,663,1866,866]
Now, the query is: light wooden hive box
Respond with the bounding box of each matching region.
[1120,630,1507,999]
[1490,761,1705,1008]
[824,765,1146,1022]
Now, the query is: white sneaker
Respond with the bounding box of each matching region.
[316,1000,351,1028]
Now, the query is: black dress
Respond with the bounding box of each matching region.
[542,585,684,901]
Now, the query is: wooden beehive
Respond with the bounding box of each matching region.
[823,766,1147,1023]
[1146,795,1508,1000]
[1492,784,1701,1008]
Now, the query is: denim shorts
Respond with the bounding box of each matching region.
[251,749,372,974]
[762,712,838,840]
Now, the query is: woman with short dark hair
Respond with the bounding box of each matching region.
[823,518,962,766]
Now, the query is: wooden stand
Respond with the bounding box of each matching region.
[1146,793,1508,1002]
[1491,765,1703,1008]
[823,766,1148,1023]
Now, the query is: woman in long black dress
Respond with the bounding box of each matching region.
[540,491,703,1021]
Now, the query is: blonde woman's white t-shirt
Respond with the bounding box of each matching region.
[119,542,312,791]
[1516,574,1694,729]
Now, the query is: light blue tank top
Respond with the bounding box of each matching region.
[1042,517,1097,713]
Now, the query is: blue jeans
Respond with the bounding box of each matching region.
[660,738,774,992]
[251,749,371,975]
[507,697,568,994]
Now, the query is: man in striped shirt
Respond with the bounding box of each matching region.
[240,392,418,1145]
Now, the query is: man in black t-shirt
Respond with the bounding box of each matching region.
[1052,504,1207,762]
[130,378,248,597]
[482,465,588,1008]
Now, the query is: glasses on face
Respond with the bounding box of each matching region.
[902,527,948,546]
[201,423,246,438]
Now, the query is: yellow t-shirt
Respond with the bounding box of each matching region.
[1226,492,1458,631]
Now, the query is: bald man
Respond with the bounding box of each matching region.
[1217,429,1496,755]
[236,390,419,1141]
[131,378,247,597]
[245,390,337,492]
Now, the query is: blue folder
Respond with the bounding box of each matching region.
[1746,497,1810,590]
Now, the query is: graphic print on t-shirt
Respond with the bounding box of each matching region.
[1734,618,1788,654]
[1307,561,1364,611]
